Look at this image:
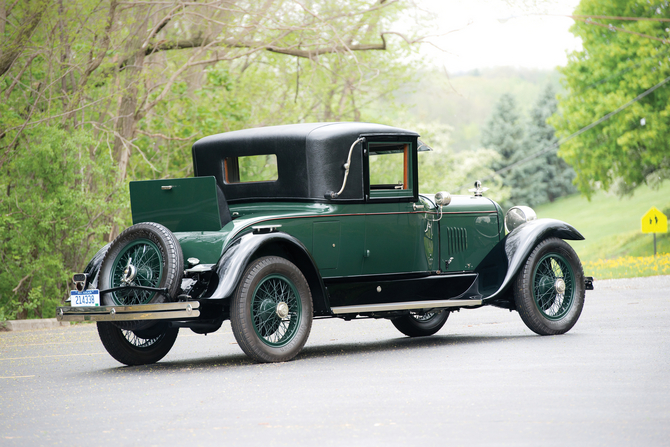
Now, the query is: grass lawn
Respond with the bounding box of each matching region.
[534,182,670,263]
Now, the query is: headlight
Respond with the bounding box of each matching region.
[505,206,537,232]
[435,191,451,206]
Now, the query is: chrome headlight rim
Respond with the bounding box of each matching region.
[434,191,451,207]
[505,206,537,233]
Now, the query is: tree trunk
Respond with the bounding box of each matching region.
[113,50,146,182]
[0,1,45,77]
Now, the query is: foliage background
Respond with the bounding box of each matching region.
[550,0,670,197]
[3,0,670,320]
[0,0,431,319]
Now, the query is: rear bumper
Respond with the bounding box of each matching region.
[56,301,200,322]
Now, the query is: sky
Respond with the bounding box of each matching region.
[415,0,583,72]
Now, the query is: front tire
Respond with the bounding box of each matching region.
[231,256,313,363]
[392,310,450,337]
[97,322,179,366]
[514,237,585,335]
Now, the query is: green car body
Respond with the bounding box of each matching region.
[58,122,592,365]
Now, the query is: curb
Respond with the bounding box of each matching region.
[1,318,70,332]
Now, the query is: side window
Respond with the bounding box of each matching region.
[223,154,278,183]
[368,142,413,198]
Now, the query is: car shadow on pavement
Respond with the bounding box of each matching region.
[93,332,538,374]
[298,333,536,360]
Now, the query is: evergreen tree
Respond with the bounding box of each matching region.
[481,88,576,208]
[481,94,525,173]
[511,85,577,206]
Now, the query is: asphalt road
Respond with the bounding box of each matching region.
[1,276,669,447]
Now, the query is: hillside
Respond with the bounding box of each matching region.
[399,67,562,152]
[534,183,670,263]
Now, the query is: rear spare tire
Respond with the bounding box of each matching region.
[98,222,183,308]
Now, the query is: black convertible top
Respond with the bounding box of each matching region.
[192,122,419,203]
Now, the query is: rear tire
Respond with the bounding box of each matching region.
[97,321,179,366]
[392,310,449,337]
[231,256,313,363]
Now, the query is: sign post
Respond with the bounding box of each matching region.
[641,207,668,257]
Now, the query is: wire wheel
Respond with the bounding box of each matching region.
[392,310,449,337]
[110,239,163,305]
[231,256,313,363]
[98,222,183,312]
[514,237,585,335]
[532,253,575,320]
[410,311,436,322]
[121,328,165,348]
[251,274,302,347]
[97,321,179,366]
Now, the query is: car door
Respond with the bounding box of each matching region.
[362,139,431,275]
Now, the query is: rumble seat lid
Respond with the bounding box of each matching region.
[129,176,228,232]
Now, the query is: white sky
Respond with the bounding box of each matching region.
[415,0,583,72]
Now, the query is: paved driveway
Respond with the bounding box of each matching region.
[1,276,669,446]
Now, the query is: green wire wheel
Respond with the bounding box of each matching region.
[96,222,184,365]
[250,274,302,347]
[98,222,183,308]
[532,252,575,320]
[231,256,313,363]
[514,237,585,335]
[109,238,164,306]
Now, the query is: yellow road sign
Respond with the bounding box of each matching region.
[641,207,668,234]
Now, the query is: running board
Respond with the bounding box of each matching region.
[56,301,200,322]
[330,299,483,315]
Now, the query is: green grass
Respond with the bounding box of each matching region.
[534,182,670,264]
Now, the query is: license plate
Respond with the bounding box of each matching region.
[70,289,100,307]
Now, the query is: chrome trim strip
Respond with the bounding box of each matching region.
[330,299,483,314]
[56,302,201,322]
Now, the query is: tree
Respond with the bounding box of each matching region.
[510,84,577,206]
[480,93,525,206]
[480,88,576,207]
[481,94,525,172]
[1,0,422,179]
[550,0,670,197]
[0,0,425,319]
[0,127,123,320]
[408,119,510,204]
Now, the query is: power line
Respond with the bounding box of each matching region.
[462,73,670,191]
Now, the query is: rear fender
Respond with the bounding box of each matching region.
[83,243,110,289]
[207,232,329,315]
[483,218,584,303]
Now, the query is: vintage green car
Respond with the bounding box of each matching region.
[57,122,593,365]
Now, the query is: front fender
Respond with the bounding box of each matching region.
[208,231,325,303]
[483,218,584,303]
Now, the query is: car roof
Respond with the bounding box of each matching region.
[192,122,419,203]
